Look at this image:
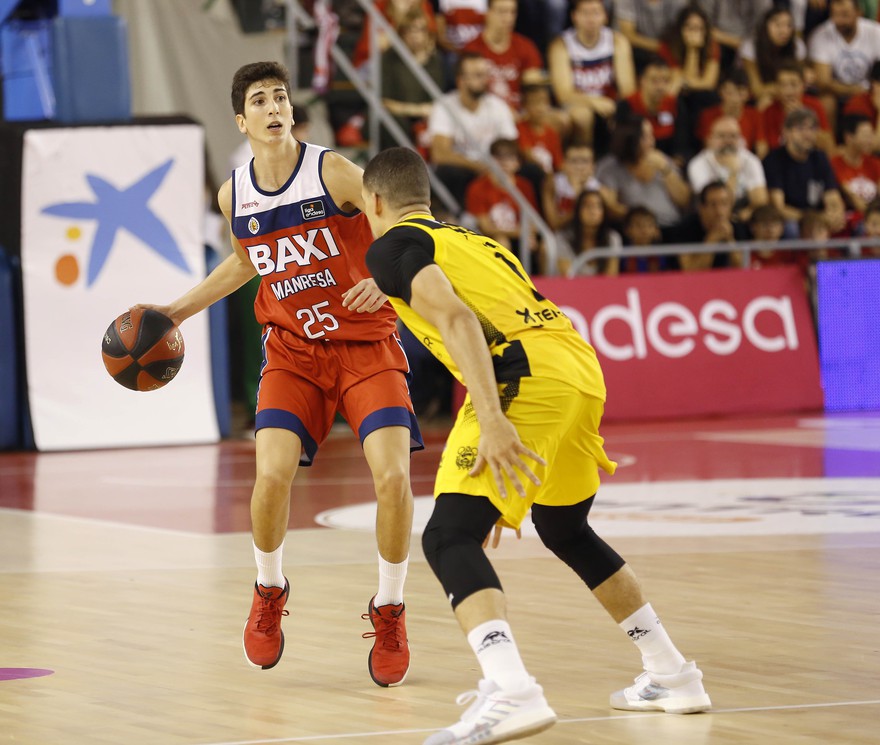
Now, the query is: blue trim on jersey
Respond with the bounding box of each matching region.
[232,198,346,237]
[254,408,319,466]
[248,141,306,197]
[316,148,361,218]
[358,406,425,453]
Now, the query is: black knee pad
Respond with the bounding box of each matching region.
[531,499,625,590]
[422,493,503,609]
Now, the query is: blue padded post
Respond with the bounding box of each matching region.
[0,247,21,449]
[51,15,131,123]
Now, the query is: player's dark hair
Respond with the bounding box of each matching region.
[363,147,432,209]
[231,61,291,116]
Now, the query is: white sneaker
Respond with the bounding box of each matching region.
[423,677,557,744]
[610,661,712,714]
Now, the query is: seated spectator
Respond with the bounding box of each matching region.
[463,0,545,113]
[596,115,691,228]
[700,0,773,70]
[436,0,487,53]
[696,68,765,154]
[658,4,720,96]
[542,142,600,230]
[762,107,847,237]
[664,181,748,270]
[548,0,636,145]
[427,52,519,207]
[831,114,880,218]
[862,199,880,257]
[558,189,622,276]
[799,209,841,263]
[620,205,671,272]
[464,138,538,252]
[517,82,565,175]
[613,0,689,72]
[739,6,810,111]
[341,0,438,146]
[747,203,803,270]
[842,60,880,152]
[616,55,682,158]
[688,115,769,222]
[380,11,447,151]
[759,61,834,156]
[808,0,880,131]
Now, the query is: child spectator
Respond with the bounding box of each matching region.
[517,83,564,175]
[739,5,809,110]
[620,205,669,272]
[759,61,834,156]
[696,68,765,154]
[542,142,600,230]
[747,203,801,270]
[558,189,622,275]
[831,114,880,219]
[465,138,538,252]
[616,55,681,157]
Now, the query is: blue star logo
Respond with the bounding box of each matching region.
[42,159,191,286]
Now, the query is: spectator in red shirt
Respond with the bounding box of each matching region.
[759,61,835,155]
[615,55,681,158]
[831,114,880,218]
[436,0,487,53]
[697,69,765,155]
[842,60,880,152]
[463,0,545,113]
[464,138,538,252]
[517,82,564,175]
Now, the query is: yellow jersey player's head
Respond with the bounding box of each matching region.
[362,147,432,238]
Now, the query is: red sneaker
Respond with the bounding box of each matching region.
[243,580,289,669]
[362,597,410,687]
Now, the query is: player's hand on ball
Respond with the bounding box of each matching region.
[342,278,388,313]
[130,302,182,327]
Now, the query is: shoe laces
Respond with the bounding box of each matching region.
[455,680,498,722]
[361,606,404,650]
[254,594,289,635]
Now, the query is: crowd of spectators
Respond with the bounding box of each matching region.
[327,0,880,277]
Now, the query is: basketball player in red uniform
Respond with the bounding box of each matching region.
[136,62,421,687]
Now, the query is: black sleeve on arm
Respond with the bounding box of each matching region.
[366,225,437,304]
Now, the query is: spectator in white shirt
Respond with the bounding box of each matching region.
[688,115,768,222]
[808,0,880,130]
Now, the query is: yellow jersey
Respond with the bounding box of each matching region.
[366,214,607,402]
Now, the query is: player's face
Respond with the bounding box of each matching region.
[238,80,292,141]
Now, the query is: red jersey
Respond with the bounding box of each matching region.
[439,0,486,49]
[760,96,830,149]
[517,120,564,173]
[231,143,397,342]
[465,174,537,231]
[623,91,678,146]
[697,105,764,151]
[463,33,544,110]
[831,153,880,207]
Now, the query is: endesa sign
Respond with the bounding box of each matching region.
[534,267,823,420]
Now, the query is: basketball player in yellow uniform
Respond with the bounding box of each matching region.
[361,148,711,745]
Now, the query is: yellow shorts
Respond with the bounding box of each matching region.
[434,377,617,529]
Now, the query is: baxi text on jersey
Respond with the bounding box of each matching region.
[246,227,341,275]
[269,269,337,300]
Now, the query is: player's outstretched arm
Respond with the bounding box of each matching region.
[408,264,545,499]
[134,179,257,325]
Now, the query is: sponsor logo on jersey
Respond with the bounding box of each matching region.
[301,200,326,220]
[248,217,260,234]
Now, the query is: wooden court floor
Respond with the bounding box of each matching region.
[1,413,879,744]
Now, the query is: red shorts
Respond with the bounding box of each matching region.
[254,325,423,465]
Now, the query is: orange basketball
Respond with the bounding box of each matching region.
[101,308,185,391]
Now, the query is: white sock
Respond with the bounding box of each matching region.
[619,603,687,675]
[375,553,408,606]
[467,619,531,690]
[254,541,286,589]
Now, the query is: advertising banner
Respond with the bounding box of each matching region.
[21,124,219,450]
[533,267,823,420]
